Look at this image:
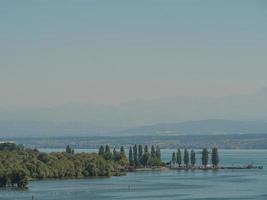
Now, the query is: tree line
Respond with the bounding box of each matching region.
[129,144,162,167]
[98,144,163,167]
[0,142,219,188]
[171,148,219,168]
[0,143,126,188]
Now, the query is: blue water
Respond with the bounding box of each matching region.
[0,149,266,200]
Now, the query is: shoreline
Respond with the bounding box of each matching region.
[123,164,263,172]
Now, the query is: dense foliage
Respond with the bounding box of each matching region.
[128,144,162,167]
[0,143,124,188]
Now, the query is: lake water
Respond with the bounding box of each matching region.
[0,149,266,200]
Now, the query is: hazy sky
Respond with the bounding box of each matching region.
[1,0,267,124]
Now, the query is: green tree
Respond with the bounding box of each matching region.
[66,145,72,154]
[103,145,112,160]
[0,173,9,187]
[129,146,134,166]
[133,144,138,166]
[177,149,182,167]
[211,147,219,168]
[172,152,176,163]
[138,145,143,164]
[151,145,156,160]
[156,145,161,161]
[120,146,126,157]
[190,150,196,167]
[142,152,150,167]
[98,145,105,156]
[183,149,189,167]
[113,148,118,160]
[202,148,209,168]
[144,145,149,153]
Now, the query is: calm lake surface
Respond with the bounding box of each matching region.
[0,149,266,200]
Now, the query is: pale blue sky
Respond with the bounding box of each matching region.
[1,0,267,81]
[1,0,267,124]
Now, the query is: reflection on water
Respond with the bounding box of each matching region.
[0,150,266,200]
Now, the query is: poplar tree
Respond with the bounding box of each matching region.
[98,145,105,156]
[66,145,72,154]
[133,144,138,166]
[105,145,111,154]
[138,144,143,164]
[151,145,156,160]
[129,146,134,166]
[104,145,112,160]
[177,148,182,167]
[190,150,196,167]
[183,149,189,167]
[120,146,126,157]
[143,145,150,167]
[211,147,219,168]
[156,145,161,161]
[202,148,209,168]
[172,152,176,163]
[144,145,149,153]
[113,148,117,160]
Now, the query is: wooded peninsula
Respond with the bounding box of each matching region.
[0,142,164,188]
[0,142,259,189]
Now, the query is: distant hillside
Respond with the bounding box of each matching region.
[0,120,124,138]
[118,119,267,135]
[1,119,267,138]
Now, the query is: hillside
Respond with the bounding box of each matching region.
[118,119,267,136]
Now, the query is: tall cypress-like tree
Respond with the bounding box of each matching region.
[71,148,75,154]
[105,145,111,153]
[202,148,209,168]
[172,152,176,163]
[177,149,182,167]
[211,147,219,168]
[144,145,149,153]
[120,146,126,157]
[190,150,196,167]
[129,146,133,166]
[156,145,161,161]
[104,145,112,160]
[66,145,72,154]
[143,152,149,167]
[151,145,156,160]
[98,145,105,156]
[113,147,117,160]
[183,149,189,167]
[133,144,138,166]
[138,144,143,164]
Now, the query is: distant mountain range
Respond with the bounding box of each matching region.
[0,119,267,138]
[115,119,267,136]
[0,120,123,138]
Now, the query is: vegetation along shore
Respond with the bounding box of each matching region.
[0,142,262,188]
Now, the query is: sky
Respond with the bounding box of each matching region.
[1,0,267,125]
